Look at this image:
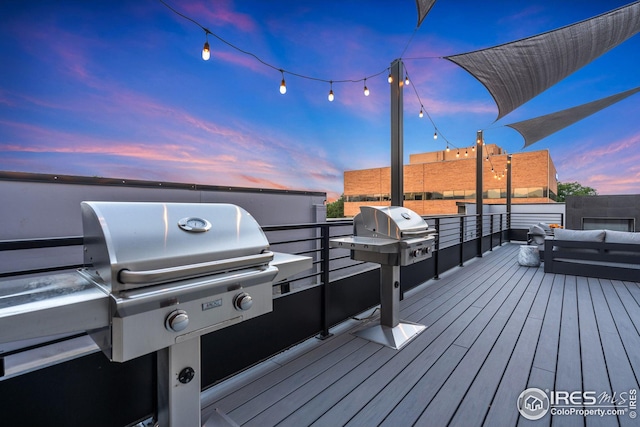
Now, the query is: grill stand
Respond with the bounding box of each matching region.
[157,339,202,427]
[353,265,425,350]
[157,338,240,427]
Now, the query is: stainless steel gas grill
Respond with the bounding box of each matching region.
[330,206,436,349]
[80,201,282,364]
[0,202,311,427]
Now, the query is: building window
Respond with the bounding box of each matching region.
[486,189,501,199]
[452,190,466,200]
[528,187,544,198]
[514,188,529,198]
[404,192,424,200]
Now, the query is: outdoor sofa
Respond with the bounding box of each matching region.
[543,228,640,281]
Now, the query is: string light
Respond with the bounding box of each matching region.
[202,39,210,61]
[419,107,424,118]
[465,148,468,157]
[446,143,450,152]
[161,0,469,153]
[456,150,460,158]
[279,70,286,94]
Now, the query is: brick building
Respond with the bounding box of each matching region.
[343,144,558,217]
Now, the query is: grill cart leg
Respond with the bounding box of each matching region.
[157,339,201,427]
[353,265,425,350]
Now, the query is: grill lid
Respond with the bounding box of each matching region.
[355,206,431,240]
[81,202,271,292]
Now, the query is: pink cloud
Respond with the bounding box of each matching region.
[237,174,289,190]
[212,50,271,75]
[555,132,640,194]
[180,1,257,33]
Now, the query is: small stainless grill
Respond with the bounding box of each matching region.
[330,206,436,349]
[0,201,311,427]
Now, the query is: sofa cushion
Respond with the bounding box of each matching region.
[553,228,605,242]
[605,230,640,244]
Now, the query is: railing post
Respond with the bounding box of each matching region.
[318,224,332,339]
[459,216,465,267]
[434,218,440,279]
[490,213,494,251]
[499,213,503,246]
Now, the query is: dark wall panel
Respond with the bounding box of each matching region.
[201,286,323,387]
[0,352,155,427]
[328,269,380,326]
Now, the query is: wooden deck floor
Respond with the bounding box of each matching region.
[201,243,640,427]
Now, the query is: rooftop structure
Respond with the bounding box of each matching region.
[344,144,558,217]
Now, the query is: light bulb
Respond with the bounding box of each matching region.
[465,149,468,157]
[202,41,210,61]
[433,131,438,140]
[456,150,460,158]
[328,89,334,102]
[446,145,450,152]
[472,145,475,152]
[419,109,424,118]
[279,79,286,94]
[364,85,369,96]
[404,75,410,85]
[388,73,393,83]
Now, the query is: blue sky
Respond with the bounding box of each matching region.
[1,0,638,200]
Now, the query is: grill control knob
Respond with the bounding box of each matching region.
[165,309,189,332]
[234,292,253,311]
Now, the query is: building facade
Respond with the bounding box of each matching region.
[344,144,558,216]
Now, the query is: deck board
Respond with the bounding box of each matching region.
[202,243,640,427]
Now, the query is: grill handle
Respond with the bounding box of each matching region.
[401,228,436,237]
[118,251,274,286]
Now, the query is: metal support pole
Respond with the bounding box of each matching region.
[506,154,512,233]
[476,130,483,257]
[390,59,404,207]
[318,224,332,339]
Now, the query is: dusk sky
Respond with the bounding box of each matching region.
[1,0,638,200]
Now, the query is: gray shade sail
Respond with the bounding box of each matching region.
[445,1,640,121]
[506,86,640,148]
[415,0,437,28]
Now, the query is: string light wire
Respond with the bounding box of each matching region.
[159,0,470,151]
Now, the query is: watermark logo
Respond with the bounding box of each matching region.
[517,388,550,420]
[517,388,637,420]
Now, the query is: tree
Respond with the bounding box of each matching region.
[556,181,597,202]
[326,194,345,218]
